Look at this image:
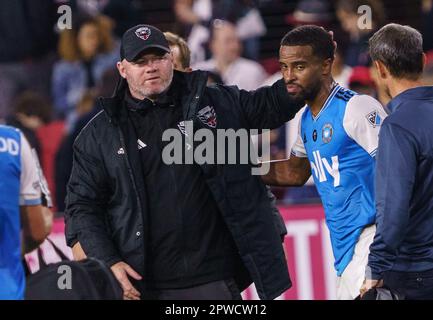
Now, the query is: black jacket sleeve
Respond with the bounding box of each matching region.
[266,186,287,242]
[64,134,122,267]
[235,79,304,130]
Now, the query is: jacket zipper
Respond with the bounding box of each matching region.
[154,107,189,277]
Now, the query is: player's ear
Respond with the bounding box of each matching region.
[322,58,333,75]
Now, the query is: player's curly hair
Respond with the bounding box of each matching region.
[280,25,334,61]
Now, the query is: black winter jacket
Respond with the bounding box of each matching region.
[65,70,303,299]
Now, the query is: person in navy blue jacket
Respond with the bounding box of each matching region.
[361,23,433,299]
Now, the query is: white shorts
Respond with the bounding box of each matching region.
[336,225,376,300]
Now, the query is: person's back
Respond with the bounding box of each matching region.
[374,86,433,271]
[363,23,433,299]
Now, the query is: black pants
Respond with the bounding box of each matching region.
[145,279,242,300]
[383,269,433,300]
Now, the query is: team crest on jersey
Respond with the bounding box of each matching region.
[322,123,333,144]
[135,27,151,40]
[198,106,217,128]
[366,110,381,128]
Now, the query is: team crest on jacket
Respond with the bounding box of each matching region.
[198,106,217,128]
[135,27,151,40]
[177,121,187,136]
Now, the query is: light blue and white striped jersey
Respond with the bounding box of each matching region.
[0,125,42,300]
[291,85,387,276]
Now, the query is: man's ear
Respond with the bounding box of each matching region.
[422,52,427,69]
[322,58,333,75]
[117,61,127,79]
[374,60,388,80]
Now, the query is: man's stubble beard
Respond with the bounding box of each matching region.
[288,78,322,105]
[129,69,174,100]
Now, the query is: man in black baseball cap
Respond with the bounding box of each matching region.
[117,24,174,101]
[120,24,171,62]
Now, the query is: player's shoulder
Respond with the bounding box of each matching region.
[0,124,22,140]
[337,87,386,121]
[0,124,21,134]
[347,93,383,110]
[342,92,387,130]
[333,85,357,103]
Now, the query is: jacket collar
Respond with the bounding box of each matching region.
[99,70,209,124]
[387,86,433,113]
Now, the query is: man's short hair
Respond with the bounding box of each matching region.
[369,23,424,80]
[164,32,191,69]
[280,25,334,61]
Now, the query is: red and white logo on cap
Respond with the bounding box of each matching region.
[135,27,151,40]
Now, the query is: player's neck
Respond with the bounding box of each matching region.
[308,78,336,117]
[388,78,424,99]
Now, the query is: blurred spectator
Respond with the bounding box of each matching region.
[336,0,386,67]
[102,0,150,38]
[164,32,193,72]
[348,66,376,96]
[0,0,58,121]
[5,92,53,157]
[262,72,282,87]
[175,0,266,64]
[36,116,67,213]
[333,50,352,88]
[52,14,119,129]
[55,67,119,212]
[193,20,268,90]
[65,0,150,38]
[5,91,66,211]
[422,50,433,85]
[65,0,112,16]
[286,0,333,28]
[422,0,433,51]
[332,33,352,88]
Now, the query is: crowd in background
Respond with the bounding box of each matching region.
[1,0,433,212]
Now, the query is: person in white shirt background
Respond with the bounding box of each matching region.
[193,19,268,91]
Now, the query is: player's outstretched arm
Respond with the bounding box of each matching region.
[261,156,311,187]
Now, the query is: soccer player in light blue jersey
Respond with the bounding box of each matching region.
[0,125,53,300]
[262,25,388,299]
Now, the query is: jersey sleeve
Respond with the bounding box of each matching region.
[290,117,308,158]
[19,133,42,206]
[342,94,388,157]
